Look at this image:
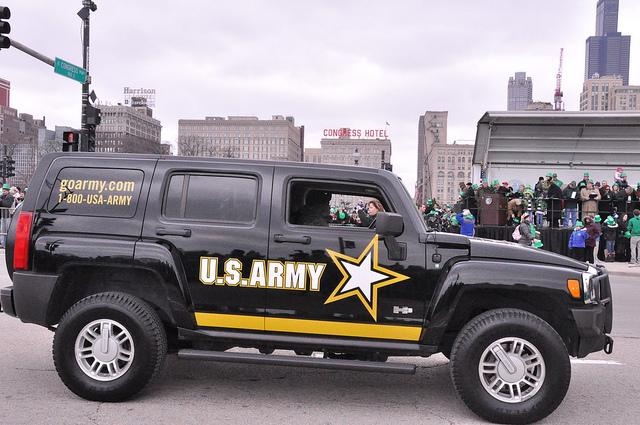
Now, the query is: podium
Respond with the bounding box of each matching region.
[480,194,507,226]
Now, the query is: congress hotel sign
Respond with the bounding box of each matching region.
[323,128,389,138]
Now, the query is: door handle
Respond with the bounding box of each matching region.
[274,234,311,244]
[156,227,192,237]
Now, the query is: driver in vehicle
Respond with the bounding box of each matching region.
[358,199,384,227]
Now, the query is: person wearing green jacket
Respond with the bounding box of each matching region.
[628,209,640,266]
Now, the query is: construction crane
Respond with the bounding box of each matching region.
[554,48,564,111]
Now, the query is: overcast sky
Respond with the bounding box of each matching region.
[2,0,639,191]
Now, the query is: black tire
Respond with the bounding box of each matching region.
[450,309,570,424]
[53,292,167,401]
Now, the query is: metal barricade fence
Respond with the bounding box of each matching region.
[0,206,15,249]
[454,197,640,229]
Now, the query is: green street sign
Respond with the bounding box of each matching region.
[54,57,87,84]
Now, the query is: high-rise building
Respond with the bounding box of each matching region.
[610,86,640,110]
[319,133,391,169]
[596,0,619,35]
[507,72,533,111]
[178,115,303,161]
[415,111,474,206]
[95,104,163,153]
[579,74,624,110]
[585,0,631,85]
[0,78,9,108]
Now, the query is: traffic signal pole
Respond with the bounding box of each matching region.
[4,3,97,152]
[78,1,98,152]
[7,38,54,66]
[79,1,91,152]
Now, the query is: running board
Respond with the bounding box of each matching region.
[178,349,416,375]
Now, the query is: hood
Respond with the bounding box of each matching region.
[469,237,589,271]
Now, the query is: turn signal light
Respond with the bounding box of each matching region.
[567,279,581,299]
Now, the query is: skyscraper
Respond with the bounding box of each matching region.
[585,0,631,85]
[507,72,533,111]
[596,0,619,35]
[415,111,474,206]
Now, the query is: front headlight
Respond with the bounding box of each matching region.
[581,266,599,304]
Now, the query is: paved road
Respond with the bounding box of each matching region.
[1,259,638,424]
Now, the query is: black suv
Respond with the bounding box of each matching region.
[1,153,613,424]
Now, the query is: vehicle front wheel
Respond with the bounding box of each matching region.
[450,309,570,424]
[53,292,167,401]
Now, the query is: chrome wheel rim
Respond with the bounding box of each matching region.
[478,337,545,403]
[75,319,135,382]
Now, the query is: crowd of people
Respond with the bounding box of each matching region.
[417,167,640,265]
[454,168,639,229]
[0,183,27,248]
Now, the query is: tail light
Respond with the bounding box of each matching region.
[13,211,33,271]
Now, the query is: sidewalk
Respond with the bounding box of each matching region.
[599,261,640,277]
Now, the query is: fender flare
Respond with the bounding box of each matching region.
[422,259,582,349]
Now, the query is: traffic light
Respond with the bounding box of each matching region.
[62,131,80,152]
[0,6,10,50]
[5,156,15,178]
[86,104,101,126]
[86,104,101,152]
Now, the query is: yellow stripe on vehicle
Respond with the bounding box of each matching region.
[195,312,422,341]
[195,312,265,331]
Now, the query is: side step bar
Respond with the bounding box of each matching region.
[178,349,416,375]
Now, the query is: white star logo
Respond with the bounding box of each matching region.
[324,235,410,321]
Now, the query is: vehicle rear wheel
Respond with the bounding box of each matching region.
[450,309,570,424]
[53,292,167,401]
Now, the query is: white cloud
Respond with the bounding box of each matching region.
[2,0,639,192]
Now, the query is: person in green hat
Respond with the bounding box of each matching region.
[455,209,476,237]
[618,171,629,190]
[552,172,563,189]
[568,220,587,261]
[577,172,590,191]
[628,209,640,266]
[602,215,619,261]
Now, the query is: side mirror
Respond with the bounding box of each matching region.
[375,212,403,237]
[375,212,405,261]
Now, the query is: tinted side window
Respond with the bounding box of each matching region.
[164,174,184,218]
[47,167,144,218]
[164,174,258,223]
